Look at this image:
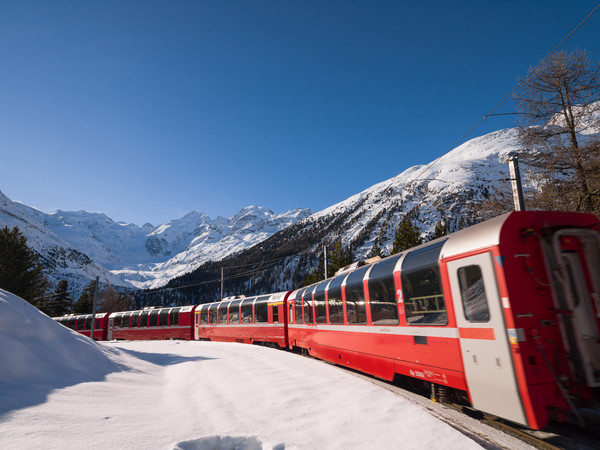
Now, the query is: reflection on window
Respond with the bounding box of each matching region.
[345,266,369,324]
[229,301,241,324]
[159,311,169,327]
[209,304,219,324]
[402,265,447,325]
[218,303,229,325]
[131,313,139,328]
[314,283,327,324]
[170,308,180,326]
[199,306,208,325]
[303,288,314,324]
[255,298,269,323]
[458,265,490,322]
[327,276,345,324]
[368,256,401,325]
[241,300,253,324]
[294,289,305,324]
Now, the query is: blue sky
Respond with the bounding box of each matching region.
[1,1,599,226]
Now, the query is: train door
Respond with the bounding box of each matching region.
[447,252,527,425]
[107,318,113,340]
[548,230,600,388]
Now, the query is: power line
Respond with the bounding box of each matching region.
[409,2,600,186]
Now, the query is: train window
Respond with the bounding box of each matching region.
[69,319,77,329]
[272,304,279,323]
[209,304,219,324]
[122,313,130,328]
[303,287,314,324]
[94,318,102,329]
[140,310,150,327]
[294,289,306,324]
[149,310,159,327]
[76,318,85,330]
[458,265,491,323]
[255,297,269,323]
[170,308,180,326]
[85,316,92,330]
[345,266,369,324]
[401,241,448,326]
[130,313,139,328]
[229,300,242,324]
[368,255,401,325]
[199,305,208,325]
[327,275,345,324]
[218,302,229,325]
[240,299,253,324]
[159,310,169,327]
[313,282,328,324]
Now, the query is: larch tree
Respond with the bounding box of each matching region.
[514,49,600,214]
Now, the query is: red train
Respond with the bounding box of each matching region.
[54,211,600,430]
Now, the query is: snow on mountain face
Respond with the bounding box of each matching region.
[0,192,312,292]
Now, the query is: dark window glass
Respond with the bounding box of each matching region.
[345,266,369,324]
[255,296,269,323]
[122,313,130,328]
[327,275,345,324]
[294,289,306,324]
[69,319,77,329]
[303,287,314,324]
[218,302,229,324]
[140,310,150,327]
[313,282,328,324]
[240,299,254,324]
[200,305,208,325]
[77,317,85,330]
[170,308,180,326]
[229,300,242,324]
[130,313,139,328]
[458,265,491,322]
[149,310,159,327]
[159,310,169,326]
[113,315,121,328]
[85,316,92,330]
[368,255,402,325]
[272,304,279,323]
[209,304,219,324]
[94,318,102,328]
[401,241,448,325]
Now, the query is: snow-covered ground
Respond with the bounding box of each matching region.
[0,289,486,449]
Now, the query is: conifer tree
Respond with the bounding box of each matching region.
[392,218,422,254]
[0,226,47,302]
[37,279,73,317]
[73,278,98,314]
[367,243,385,258]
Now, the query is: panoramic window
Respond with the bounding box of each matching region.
[218,302,229,325]
[401,241,448,326]
[255,296,269,323]
[294,289,306,324]
[130,313,139,328]
[170,308,180,326]
[303,287,314,324]
[149,310,159,327]
[229,300,242,324]
[345,266,369,324]
[85,316,92,330]
[326,275,345,324]
[209,304,219,324]
[458,265,491,322]
[368,255,401,325]
[240,299,254,324]
[199,305,208,325]
[313,282,328,324]
[159,310,169,327]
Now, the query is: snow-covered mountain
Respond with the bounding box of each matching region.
[0,192,312,293]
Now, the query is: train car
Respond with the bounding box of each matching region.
[108,305,197,340]
[195,292,289,348]
[54,312,110,341]
[286,211,600,430]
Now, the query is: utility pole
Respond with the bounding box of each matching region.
[508,156,525,211]
[323,245,328,280]
[90,276,99,341]
[220,267,224,300]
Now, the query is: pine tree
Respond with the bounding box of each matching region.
[0,226,47,302]
[367,243,385,258]
[37,279,73,317]
[392,218,422,254]
[73,279,97,314]
[432,219,449,240]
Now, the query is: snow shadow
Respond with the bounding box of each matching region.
[172,436,285,450]
[116,348,216,366]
